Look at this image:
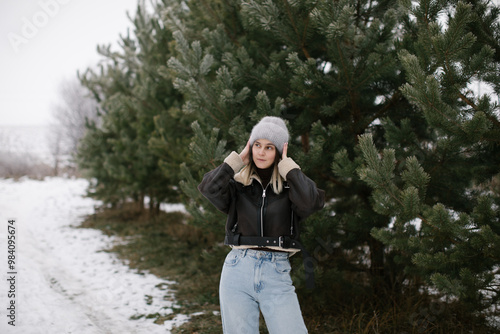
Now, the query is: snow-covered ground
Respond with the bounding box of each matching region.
[0,177,188,334]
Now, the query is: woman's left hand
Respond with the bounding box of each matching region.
[282,142,288,160]
[239,140,251,165]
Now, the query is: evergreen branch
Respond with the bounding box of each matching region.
[335,41,351,92]
[458,92,500,130]
[482,287,500,294]
[362,91,402,131]
[200,0,223,26]
[420,88,498,144]
[199,0,241,46]
[319,169,349,189]
[457,91,478,110]
[282,0,311,59]
[358,135,458,242]
[197,77,228,124]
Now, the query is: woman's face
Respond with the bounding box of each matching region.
[252,139,276,169]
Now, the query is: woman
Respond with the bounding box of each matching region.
[198,116,325,333]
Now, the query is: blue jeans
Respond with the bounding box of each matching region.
[219,248,308,334]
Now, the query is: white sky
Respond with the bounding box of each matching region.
[0,0,139,126]
[2,1,498,127]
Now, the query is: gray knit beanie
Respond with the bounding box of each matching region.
[249,116,289,153]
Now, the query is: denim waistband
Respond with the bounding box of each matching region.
[232,248,289,260]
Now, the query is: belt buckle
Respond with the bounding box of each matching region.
[278,236,283,248]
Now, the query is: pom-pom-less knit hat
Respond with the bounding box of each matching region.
[249,116,289,153]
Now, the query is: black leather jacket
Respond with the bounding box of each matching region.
[198,156,325,246]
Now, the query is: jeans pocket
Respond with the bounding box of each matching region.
[274,259,292,274]
[224,250,242,266]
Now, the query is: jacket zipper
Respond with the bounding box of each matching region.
[260,184,268,237]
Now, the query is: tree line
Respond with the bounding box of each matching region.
[75,0,500,324]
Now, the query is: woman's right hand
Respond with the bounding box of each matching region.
[239,140,251,165]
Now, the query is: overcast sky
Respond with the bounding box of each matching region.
[2,1,499,128]
[0,0,139,126]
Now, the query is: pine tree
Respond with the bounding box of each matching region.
[358,0,500,314]
[166,0,500,316]
[78,1,187,214]
[77,34,139,207]
[166,0,410,293]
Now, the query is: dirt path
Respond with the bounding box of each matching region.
[0,177,186,334]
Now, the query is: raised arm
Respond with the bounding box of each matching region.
[198,151,246,214]
[278,155,325,219]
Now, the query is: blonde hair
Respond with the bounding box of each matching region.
[237,162,284,194]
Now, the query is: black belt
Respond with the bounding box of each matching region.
[225,234,315,289]
[226,234,300,248]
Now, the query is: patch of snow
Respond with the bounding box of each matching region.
[0,177,188,333]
